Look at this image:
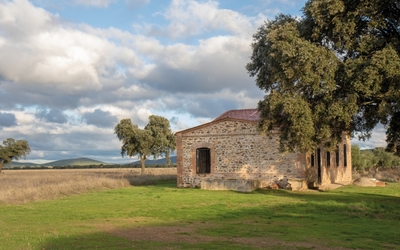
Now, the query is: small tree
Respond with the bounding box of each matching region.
[114,115,176,174]
[360,150,377,172]
[145,115,176,166]
[351,144,362,171]
[352,144,376,172]
[352,145,400,172]
[0,138,31,172]
[372,147,400,170]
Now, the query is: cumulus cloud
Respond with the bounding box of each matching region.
[144,0,261,39]
[35,108,68,124]
[353,123,387,149]
[0,0,141,100]
[0,0,261,113]
[0,112,17,127]
[112,83,159,101]
[155,88,260,119]
[83,108,118,128]
[129,35,257,97]
[24,130,122,162]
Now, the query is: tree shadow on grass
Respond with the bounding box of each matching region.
[252,187,400,222]
[39,184,400,250]
[217,188,400,249]
[40,232,133,250]
[40,231,258,250]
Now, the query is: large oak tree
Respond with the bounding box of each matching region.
[114,115,175,174]
[247,0,400,154]
[0,138,31,172]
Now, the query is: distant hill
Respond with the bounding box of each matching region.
[9,157,107,167]
[7,156,175,168]
[8,161,39,167]
[131,156,176,165]
[42,158,106,167]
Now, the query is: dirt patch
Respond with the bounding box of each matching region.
[109,222,351,249]
[353,177,388,187]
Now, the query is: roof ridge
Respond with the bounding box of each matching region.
[213,108,259,122]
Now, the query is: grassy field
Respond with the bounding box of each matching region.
[0,170,399,249]
[0,168,176,204]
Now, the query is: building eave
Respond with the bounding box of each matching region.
[175,117,259,135]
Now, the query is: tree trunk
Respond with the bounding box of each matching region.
[140,156,146,175]
[0,162,4,173]
[166,150,171,166]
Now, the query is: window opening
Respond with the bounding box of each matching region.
[343,144,347,167]
[317,148,322,184]
[196,148,211,174]
[336,146,340,167]
[311,153,315,167]
[327,151,331,167]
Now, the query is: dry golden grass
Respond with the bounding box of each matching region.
[0,168,176,204]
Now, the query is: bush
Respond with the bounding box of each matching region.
[352,144,400,172]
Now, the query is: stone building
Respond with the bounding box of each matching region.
[175,109,352,191]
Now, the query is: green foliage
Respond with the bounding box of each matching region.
[0,138,30,172]
[351,144,378,171]
[145,115,176,165]
[247,1,400,153]
[359,150,378,170]
[351,144,362,170]
[114,115,175,174]
[352,144,400,170]
[372,147,400,169]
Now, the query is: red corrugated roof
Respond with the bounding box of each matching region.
[213,108,260,122]
[175,108,260,134]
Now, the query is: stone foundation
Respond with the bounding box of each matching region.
[201,179,260,192]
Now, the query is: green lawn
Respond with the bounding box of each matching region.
[1,181,399,249]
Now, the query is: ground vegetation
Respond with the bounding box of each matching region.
[0,168,176,204]
[0,180,399,249]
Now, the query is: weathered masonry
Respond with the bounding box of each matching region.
[175,109,352,191]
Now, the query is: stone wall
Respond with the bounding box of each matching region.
[306,133,352,187]
[176,119,307,188]
[201,179,260,192]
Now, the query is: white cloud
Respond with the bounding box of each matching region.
[142,0,264,39]
[112,84,158,100]
[131,34,258,98]
[0,0,141,95]
[74,0,116,8]
[352,123,387,149]
[0,0,54,39]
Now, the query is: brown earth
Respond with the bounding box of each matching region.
[109,222,351,250]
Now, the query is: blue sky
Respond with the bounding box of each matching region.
[0,0,386,164]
